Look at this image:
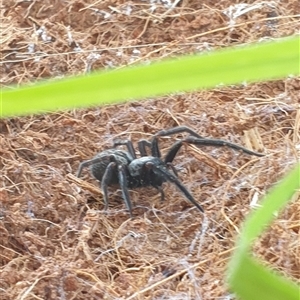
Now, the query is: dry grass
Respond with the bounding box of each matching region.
[1,1,299,299]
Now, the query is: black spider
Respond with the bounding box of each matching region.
[77,126,264,217]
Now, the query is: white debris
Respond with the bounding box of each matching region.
[28,43,35,54]
[223,2,277,27]
[124,5,132,16]
[250,191,261,208]
[85,52,101,72]
[35,25,52,42]
[132,48,141,56]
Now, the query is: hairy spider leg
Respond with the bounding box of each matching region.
[77,156,107,177]
[117,165,133,218]
[101,161,117,211]
[77,155,133,217]
[155,126,204,138]
[146,162,204,213]
[154,125,203,164]
[100,160,133,217]
[155,185,165,202]
[150,137,161,158]
[113,140,137,159]
[166,163,179,177]
[138,138,161,158]
[164,136,264,163]
[137,140,152,157]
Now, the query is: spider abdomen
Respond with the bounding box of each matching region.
[90,149,133,184]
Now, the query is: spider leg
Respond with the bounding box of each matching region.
[147,162,204,213]
[113,140,137,159]
[101,161,117,211]
[155,126,204,138]
[166,162,179,177]
[164,140,184,163]
[153,185,165,202]
[150,136,161,158]
[154,126,202,163]
[117,165,133,218]
[185,136,264,156]
[164,137,264,163]
[77,157,108,177]
[138,140,151,156]
[138,138,162,158]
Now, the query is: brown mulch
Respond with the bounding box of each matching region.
[1,1,299,299]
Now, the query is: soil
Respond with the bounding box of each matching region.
[1,1,299,299]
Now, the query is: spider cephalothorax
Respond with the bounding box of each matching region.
[77,126,264,217]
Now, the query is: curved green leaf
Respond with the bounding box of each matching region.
[227,164,300,300]
[1,36,299,117]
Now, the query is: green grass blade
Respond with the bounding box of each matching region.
[1,36,299,117]
[241,163,300,246]
[228,164,300,300]
[230,254,299,300]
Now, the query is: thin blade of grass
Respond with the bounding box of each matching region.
[1,36,299,117]
[227,164,300,300]
[241,163,300,246]
[230,254,299,300]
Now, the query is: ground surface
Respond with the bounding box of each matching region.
[0,1,299,299]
